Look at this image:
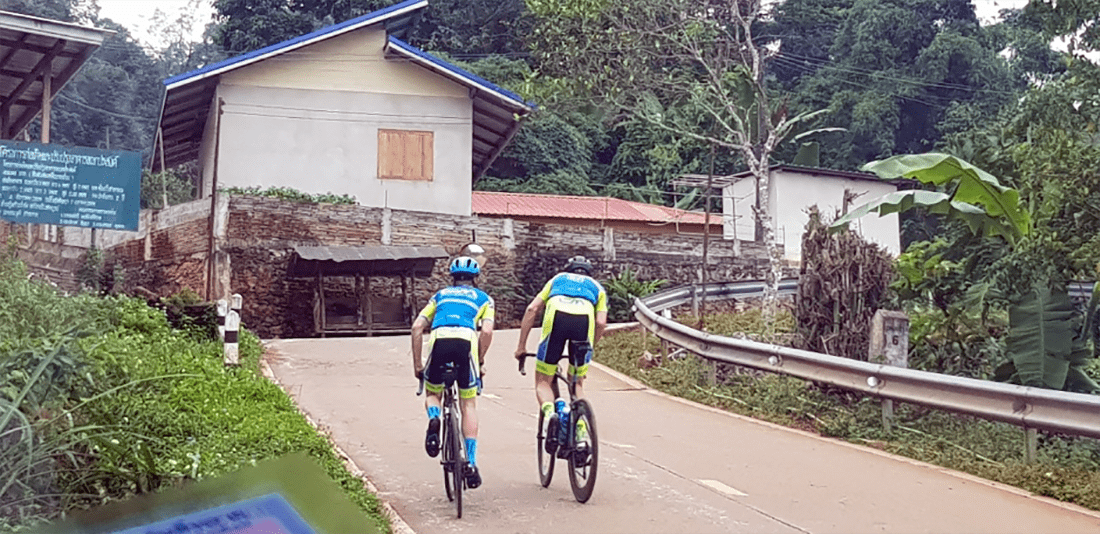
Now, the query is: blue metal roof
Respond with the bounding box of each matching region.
[385,37,535,111]
[164,0,427,88]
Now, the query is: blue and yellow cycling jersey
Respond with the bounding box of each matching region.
[537,272,609,316]
[418,285,495,335]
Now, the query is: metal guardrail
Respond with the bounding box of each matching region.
[633,281,1100,440]
[643,278,800,312]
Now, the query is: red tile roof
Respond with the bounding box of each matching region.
[472,191,711,225]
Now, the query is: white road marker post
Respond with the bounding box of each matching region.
[217,299,228,340]
[224,310,240,366]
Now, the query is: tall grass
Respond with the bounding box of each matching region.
[0,251,388,532]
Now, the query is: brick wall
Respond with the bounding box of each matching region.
[101,195,777,338]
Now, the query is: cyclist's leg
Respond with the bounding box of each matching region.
[560,313,592,400]
[422,333,451,457]
[453,337,483,488]
[535,310,568,409]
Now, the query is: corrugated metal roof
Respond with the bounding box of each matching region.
[472,191,711,225]
[294,245,447,262]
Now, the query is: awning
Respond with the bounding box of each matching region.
[290,245,447,277]
[0,11,114,139]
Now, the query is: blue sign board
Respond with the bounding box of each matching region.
[108,493,316,534]
[0,140,141,230]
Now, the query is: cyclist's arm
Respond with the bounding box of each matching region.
[411,315,430,377]
[594,310,608,343]
[515,296,545,356]
[478,319,494,364]
[593,285,609,342]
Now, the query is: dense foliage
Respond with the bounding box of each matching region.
[0,251,387,532]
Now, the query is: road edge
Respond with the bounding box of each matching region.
[590,349,1100,522]
[258,348,417,534]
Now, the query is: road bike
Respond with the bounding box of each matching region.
[417,363,469,518]
[517,340,599,503]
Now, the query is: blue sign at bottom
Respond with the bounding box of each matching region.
[108,493,315,534]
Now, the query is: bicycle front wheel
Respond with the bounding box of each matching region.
[567,399,598,503]
[537,407,555,487]
[450,411,465,518]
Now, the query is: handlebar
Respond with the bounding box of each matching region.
[516,352,536,376]
[416,370,424,396]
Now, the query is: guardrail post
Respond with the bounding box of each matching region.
[1024,427,1038,464]
[691,284,699,317]
[869,310,909,433]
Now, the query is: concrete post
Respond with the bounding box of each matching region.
[231,293,242,318]
[216,299,228,340]
[224,310,240,366]
[869,309,909,433]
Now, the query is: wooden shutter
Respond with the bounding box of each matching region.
[378,129,433,181]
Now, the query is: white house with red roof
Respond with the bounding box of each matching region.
[150,0,533,217]
[472,191,720,235]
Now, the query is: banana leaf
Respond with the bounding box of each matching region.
[829,153,1030,244]
[1001,285,1076,389]
[830,190,1022,242]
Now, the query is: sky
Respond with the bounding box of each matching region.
[96,0,216,49]
[97,0,1031,49]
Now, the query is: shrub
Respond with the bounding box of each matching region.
[604,267,667,322]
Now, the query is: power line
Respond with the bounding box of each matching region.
[55,92,159,122]
[775,50,1020,97]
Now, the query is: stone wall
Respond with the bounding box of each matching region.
[100,194,777,339]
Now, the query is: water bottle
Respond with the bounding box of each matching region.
[555,398,570,444]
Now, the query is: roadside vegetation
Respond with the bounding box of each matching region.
[596,309,1100,512]
[0,248,387,533]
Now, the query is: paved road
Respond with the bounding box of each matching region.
[264,330,1100,534]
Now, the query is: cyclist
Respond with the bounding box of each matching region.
[412,256,495,489]
[513,255,607,453]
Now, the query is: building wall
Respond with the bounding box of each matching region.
[196,26,475,216]
[771,169,900,260]
[724,169,901,261]
[99,195,773,338]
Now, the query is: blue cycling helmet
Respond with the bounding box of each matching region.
[449,256,480,277]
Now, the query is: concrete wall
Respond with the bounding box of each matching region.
[724,169,901,261]
[197,26,474,216]
[98,195,774,339]
[771,169,900,260]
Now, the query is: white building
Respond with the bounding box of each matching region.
[721,165,902,262]
[151,0,533,217]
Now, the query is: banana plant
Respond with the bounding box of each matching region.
[832,153,1099,393]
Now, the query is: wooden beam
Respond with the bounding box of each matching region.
[4,39,65,138]
[40,73,50,143]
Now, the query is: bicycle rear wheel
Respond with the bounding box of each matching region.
[442,412,455,502]
[449,411,464,518]
[536,407,555,487]
[567,399,598,503]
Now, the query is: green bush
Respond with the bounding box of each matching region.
[603,267,667,322]
[221,186,356,205]
[0,254,387,532]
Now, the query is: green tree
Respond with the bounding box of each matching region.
[775,0,1026,170]
[527,0,840,314]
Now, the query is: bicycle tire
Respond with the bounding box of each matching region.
[567,399,598,503]
[537,408,555,487]
[442,411,455,502]
[450,409,464,518]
